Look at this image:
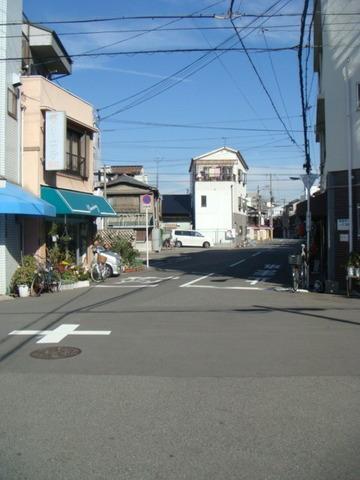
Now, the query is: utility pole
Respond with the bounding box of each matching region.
[155,157,162,189]
[103,164,108,229]
[269,173,274,240]
[257,185,261,228]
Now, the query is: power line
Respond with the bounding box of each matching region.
[2,12,359,26]
[101,118,309,132]
[0,45,299,62]
[80,0,225,56]
[99,0,297,119]
[298,0,311,173]
[262,28,293,132]
[229,11,301,149]
[193,0,287,141]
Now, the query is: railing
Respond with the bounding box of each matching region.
[195,174,235,182]
[107,213,153,228]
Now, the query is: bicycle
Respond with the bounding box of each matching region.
[288,245,307,292]
[90,250,111,283]
[31,259,62,296]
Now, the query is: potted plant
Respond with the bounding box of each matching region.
[347,252,360,277]
[48,222,59,243]
[10,256,37,297]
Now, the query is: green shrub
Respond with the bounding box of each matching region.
[60,270,77,283]
[109,238,140,267]
[10,256,37,292]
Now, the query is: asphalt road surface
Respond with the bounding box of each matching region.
[0,240,359,480]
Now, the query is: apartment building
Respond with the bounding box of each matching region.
[314,0,360,287]
[189,147,248,245]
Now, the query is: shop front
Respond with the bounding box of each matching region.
[40,186,116,265]
[0,179,56,294]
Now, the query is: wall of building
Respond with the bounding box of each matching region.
[319,0,360,179]
[194,182,233,243]
[0,0,23,294]
[21,76,95,196]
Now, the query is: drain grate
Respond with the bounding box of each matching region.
[30,346,81,360]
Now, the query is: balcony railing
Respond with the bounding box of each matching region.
[107,213,153,228]
[195,174,235,182]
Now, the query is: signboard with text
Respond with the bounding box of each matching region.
[45,111,66,171]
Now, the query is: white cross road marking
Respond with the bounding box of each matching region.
[229,258,246,268]
[95,285,157,288]
[116,276,175,285]
[264,264,280,270]
[189,285,262,291]
[246,263,281,285]
[9,324,111,344]
[179,273,214,288]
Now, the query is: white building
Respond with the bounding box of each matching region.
[314,0,360,286]
[0,0,23,294]
[189,147,248,245]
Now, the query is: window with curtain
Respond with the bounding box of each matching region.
[66,127,88,177]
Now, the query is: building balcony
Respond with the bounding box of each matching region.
[107,213,153,228]
[195,174,235,182]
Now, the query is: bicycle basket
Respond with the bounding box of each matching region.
[288,254,302,265]
[97,254,108,264]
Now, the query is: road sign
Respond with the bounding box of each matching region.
[141,194,152,208]
[300,174,318,190]
[9,324,111,344]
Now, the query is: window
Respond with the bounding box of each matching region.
[238,197,242,211]
[66,127,88,177]
[357,83,360,109]
[7,88,17,119]
[201,195,207,207]
[357,204,360,238]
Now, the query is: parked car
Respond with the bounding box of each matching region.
[171,229,212,248]
[94,246,122,276]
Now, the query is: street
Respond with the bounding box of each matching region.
[0,240,360,480]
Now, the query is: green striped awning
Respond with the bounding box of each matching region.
[41,186,117,217]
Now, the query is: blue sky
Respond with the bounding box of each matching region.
[24,0,317,204]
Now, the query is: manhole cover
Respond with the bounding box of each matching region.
[30,346,81,360]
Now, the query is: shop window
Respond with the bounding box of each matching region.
[66,127,89,177]
[7,88,17,119]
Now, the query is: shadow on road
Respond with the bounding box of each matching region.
[255,305,360,327]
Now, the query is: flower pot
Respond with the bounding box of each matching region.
[18,284,30,298]
[347,266,355,277]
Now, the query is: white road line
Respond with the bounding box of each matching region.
[95,284,158,288]
[179,273,214,288]
[251,252,262,257]
[229,259,246,268]
[9,324,111,344]
[189,285,262,291]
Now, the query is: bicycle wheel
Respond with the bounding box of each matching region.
[31,272,45,296]
[292,268,299,292]
[91,264,103,283]
[49,270,62,292]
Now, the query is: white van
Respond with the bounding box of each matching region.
[171,229,212,248]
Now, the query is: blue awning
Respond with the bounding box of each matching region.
[41,186,117,217]
[0,181,56,217]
